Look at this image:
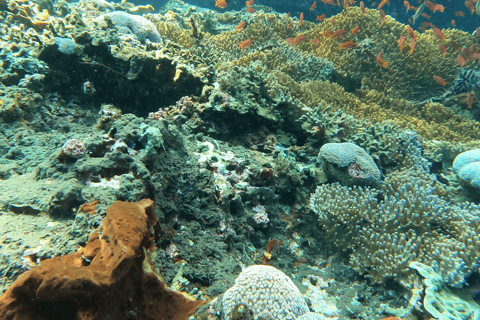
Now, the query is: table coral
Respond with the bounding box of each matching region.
[221,265,309,320]
[99,11,162,43]
[0,199,205,320]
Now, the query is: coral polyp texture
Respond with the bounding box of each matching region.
[222,265,309,320]
[0,199,205,319]
[453,148,480,190]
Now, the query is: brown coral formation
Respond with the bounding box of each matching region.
[0,199,204,320]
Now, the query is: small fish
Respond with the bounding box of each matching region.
[424,1,435,11]
[238,39,252,54]
[299,12,304,25]
[287,21,292,28]
[398,35,405,52]
[322,30,335,38]
[310,1,317,11]
[467,92,474,108]
[465,1,475,14]
[406,25,417,40]
[457,55,466,67]
[360,1,366,15]
[421,13,430,19]
[338,40,357,49]
[433,27,445,41]
[236,21,246,31]
[378,0,388,10]
[455,11,465,16]
[438,44,447,57]
[408,38,416,55]
[404,0,411,13]
[379,9,386,27]
[412,2,425,25]
[343,0,349,10]
[451,19,456,27]
[247,7,254,13]
[246,0,254,6]
[333,29,348,38]
[433,75,447,86]
[434,4,445,13]
[311,38,322,45]
[350,25,360,35]
[316,14,326,21]
[376,52,389,68]
[215,0,227,8]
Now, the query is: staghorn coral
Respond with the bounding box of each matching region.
[310,134,480,289]
[0,199,205,319]
[221,265,309,320]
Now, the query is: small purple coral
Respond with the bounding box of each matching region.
[62,139,86,158]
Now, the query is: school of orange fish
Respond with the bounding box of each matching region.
[214,0,480,98]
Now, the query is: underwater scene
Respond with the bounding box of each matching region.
[1,0,480,318]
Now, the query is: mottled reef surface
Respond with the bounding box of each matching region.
[1,0,480,319]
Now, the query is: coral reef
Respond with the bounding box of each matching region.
[319,142,381,186]
[0,199,205,319]
[98,11,162,43]
[453,148,480,190]
[221,265,309,320]
[310,135,480,289]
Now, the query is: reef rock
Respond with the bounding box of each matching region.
[0,199,204,320]
[453,148,480,190]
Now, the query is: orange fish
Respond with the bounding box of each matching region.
[338,40,357,49]
[378,0,388,10]
[438,44,447,57]
[404,0,411,12]
[299,12,304,25]
[360,1,366,15]
[433,75,447,86]
[424,1,435,11]
[215,0,227,8]
[455,11,465,16]
[398,35,405,52]
[421,13,430,19]
[333,29,348,38]
[322,30,335,38]
[434,4,445,12]
[287,21,292,28]
[457,55,466,66]
[310,1,317,11]
[451,19,456,27]
[351,25,360,35]
[236,21,246,31]
[467,92,474,108]
[406,25,417,40]
[344,0,349,9]
[451,40,460,51]
[238,39,252,54]
[247,7,255,13]
[246,0,254,6]
[316,14,326,21]
[311,38,322,45]
[465,1,475,14]
[408,38,416,55]
[433,27,445,41]
[379,9,386,27]
[376,51,388,68]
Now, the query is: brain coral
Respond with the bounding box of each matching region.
[453,148,480,189]
[222,265,309,320]
[311,135,480,289]
[100,11,161,43]
[319,142,381,186]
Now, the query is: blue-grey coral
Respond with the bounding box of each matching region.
[319,142,381,186]
[311,136,480,289]
[453,148,480,189]
[222,265,309,320]
[100,11,161,43]
[54,37,84,55]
